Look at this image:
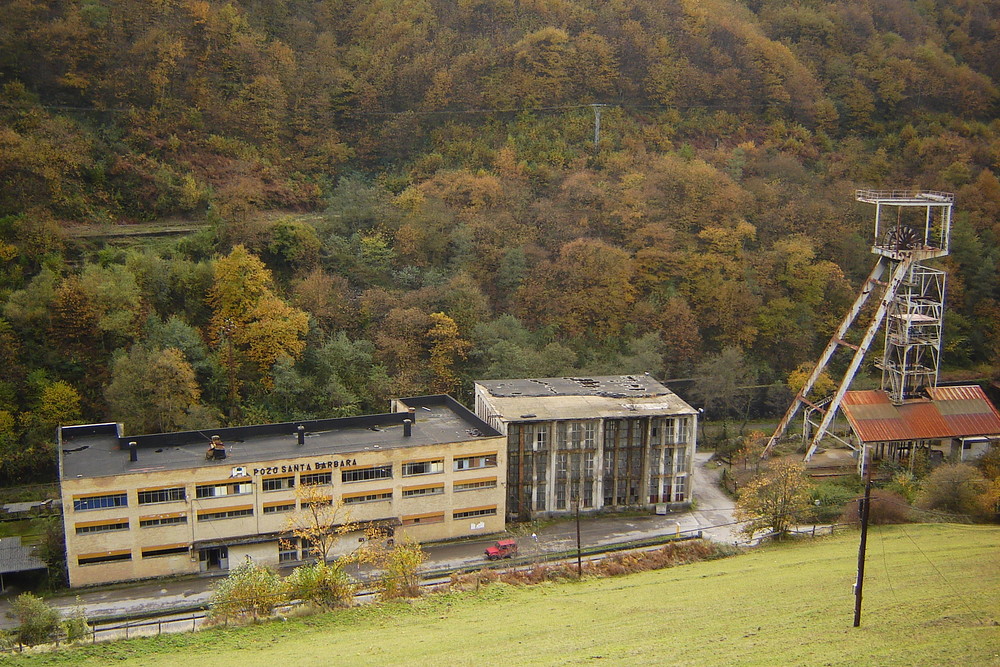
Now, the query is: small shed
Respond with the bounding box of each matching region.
[0,536,48,592]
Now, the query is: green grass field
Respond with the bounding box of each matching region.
[8,524,1000,666]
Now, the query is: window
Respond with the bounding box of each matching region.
[197,506,253,521]
[262,476,295,492]
[676,448,687,471]
[139,514,187,528]
[454,478,497,492]
[300,472,332,486]
[137,487,186,504]
[141,545,189,558]
[453,506,497,520]
[402,485,444,498]
[342,465,392,483]
[195,481,252,498]
[343,491,393,504]
[263,503,295,514]
[75,520,129,535]
[454,453,497,471]
[402,460,443,476]
[78,550,132,565]
[527,424,547,451]
[674,476,686,502]
[73,493,127,511]
[402,512,444,526]
[279,539,299,563]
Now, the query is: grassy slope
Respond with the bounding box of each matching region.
[11,524,1000,666]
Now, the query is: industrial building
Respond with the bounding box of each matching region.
[58,395,504,588]
[474,376,698,520]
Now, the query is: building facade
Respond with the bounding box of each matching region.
[474,376,698,520]
[58,396,504,587]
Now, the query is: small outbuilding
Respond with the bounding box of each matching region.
[840,385,1000,471]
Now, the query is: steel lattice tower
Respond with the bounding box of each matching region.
[764,190,954,460]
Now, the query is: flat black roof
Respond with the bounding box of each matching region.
[60,396,501,481]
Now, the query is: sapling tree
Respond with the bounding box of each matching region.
[735,458,813,540]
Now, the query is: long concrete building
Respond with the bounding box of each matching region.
[474,376,698,520]
[58,395,504,587]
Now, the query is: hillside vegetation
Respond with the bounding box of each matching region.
[2,0,1000,482]
[5,524,1000,666]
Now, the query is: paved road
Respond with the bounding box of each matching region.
[0,452,739,627]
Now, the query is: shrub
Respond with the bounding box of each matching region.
[371,538,425,600]
[915,463,990,519]
[284,561,357,609]
[9,593,60,646]
[62,599,89,642]
[208,559,284,622]
[840,489,912,525]
[809,481,861,522]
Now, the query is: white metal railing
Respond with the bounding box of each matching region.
[856,189,955,202]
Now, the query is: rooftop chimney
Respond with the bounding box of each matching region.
[128,441,138,462]
[297,424,305,446]
[403,419,412,437]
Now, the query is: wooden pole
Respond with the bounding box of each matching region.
[853,466,873,627]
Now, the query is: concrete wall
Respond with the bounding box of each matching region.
[62,435,506,587]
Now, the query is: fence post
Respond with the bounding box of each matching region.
[125,623,129,640]
[193,616,196,632]
[158,620,162,635]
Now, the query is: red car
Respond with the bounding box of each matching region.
[485,538,518,560]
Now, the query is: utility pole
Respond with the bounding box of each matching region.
[591,104,608,149]
[574,496,583,578]
[853,456,873,627]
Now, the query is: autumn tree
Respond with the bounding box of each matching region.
[359,529,426,600]
[786,362,836,399]
[427,312,471,394]
[206,245,309,397]
[284,483,356,564]
[515,238,636,341]
[104,346,216,434]
[735,459,813,540]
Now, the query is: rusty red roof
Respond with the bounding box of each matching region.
[841,386,1000,443]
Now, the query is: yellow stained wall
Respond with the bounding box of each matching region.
[62,436,505,587]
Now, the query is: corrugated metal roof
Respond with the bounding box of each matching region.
[842,386,1000,443]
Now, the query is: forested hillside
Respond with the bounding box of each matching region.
[1,0,999,483]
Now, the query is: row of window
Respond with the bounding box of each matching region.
[76,504,500,566]
[74,479,500,534]
[73,457,499,511]
[78,545,189,565]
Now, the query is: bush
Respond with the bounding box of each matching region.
[809,481,862,523]
[63,599,89,642]
[208,559,284,622]
[9,593,60,646]
[840,489,912,525]
[284,561,357,609]
[915,463,989,519]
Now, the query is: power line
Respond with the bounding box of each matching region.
[896,523,986,626]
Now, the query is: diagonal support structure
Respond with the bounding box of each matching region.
[764,255,916,459]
